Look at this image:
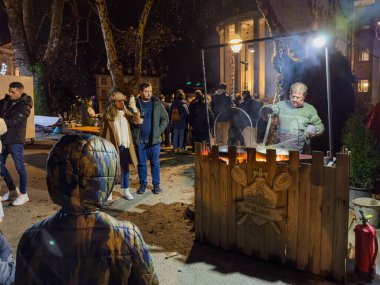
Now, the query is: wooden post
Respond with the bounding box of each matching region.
[286,151,300,268]
[210,146,220,246]
[194,142,203,241]
[219,160,229,249]
[227,146,237,249]
[201,153,211,242]
[320,166,336,279]
[245,148,260,257]
[264,149,277,262]
[309,152,324,275]
[333,153,349,282]
[297,163,311,271]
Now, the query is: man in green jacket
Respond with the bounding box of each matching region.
[132,82,169,194]
[273,82,324,153]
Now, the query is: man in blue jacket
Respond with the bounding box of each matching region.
[132,82,169,195]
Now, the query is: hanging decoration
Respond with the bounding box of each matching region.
[0,63,7,75]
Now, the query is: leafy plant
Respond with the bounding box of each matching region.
[342,113,380,188]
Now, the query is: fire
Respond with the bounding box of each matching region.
[255,152,289,162]
[218,152,288,164]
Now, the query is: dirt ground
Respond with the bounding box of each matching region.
[119,202,195,256]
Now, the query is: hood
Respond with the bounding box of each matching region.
[46,134,118,214]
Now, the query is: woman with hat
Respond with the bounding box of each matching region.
[100,92,142,200]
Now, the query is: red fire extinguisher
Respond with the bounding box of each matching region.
[354,209,378,281]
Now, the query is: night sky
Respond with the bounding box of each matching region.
[0,1,220,93]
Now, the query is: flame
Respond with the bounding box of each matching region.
[218,152,288,164]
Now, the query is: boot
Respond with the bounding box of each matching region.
[123,188,134,200]
[137,183,147,194]
[152,184,162,194]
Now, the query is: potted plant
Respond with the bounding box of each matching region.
[341,113,380,208]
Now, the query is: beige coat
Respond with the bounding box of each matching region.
[100,108,140,168]
[0,118,7,152]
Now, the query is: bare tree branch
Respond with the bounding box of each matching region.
[69,0,80,64]
[36,14,50,38]
[43,0,65,67]
[134,0,155,82]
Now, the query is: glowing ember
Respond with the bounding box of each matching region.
[255,152,289,162]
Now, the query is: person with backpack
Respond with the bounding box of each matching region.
[169,90,189,153]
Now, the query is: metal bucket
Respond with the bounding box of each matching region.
[353,197,380,228]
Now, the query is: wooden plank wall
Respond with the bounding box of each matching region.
[194,143,349,282]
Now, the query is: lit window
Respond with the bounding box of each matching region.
[359,49,370,61]
[362,25,370,30]
[358,80,369,92]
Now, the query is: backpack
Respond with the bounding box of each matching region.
[171,107,182,122]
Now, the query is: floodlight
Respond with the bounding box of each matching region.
[312,35,327,48]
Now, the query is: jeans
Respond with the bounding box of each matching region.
[215,121,229,145]
[173,128,185,149]
[119,146,130,189]
[137,143,161,185]
[1,144,27,194]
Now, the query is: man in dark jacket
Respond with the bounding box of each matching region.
[132,82,169,195]
[16,134,158,284]
[0,82,33,206]
[236,90,262,147]
[189,90,214,147]
[211,83,232,145]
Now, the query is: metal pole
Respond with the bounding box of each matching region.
[325,46,334,159]
[201,49,211,146]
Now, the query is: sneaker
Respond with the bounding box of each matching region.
[122,188,134,200]
[137,183,147,194]
[152,184,161,194]
[12,193,29,206]
[1,188,19,202]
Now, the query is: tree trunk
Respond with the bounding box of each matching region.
[5,0,65,114]
[4,0,32,76]
[23,0,37,62]
[95,0,125,92]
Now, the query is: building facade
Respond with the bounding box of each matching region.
[216,11,276,99]
[94,74,161,112]
[352,0,380,104]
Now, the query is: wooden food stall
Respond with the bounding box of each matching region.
[195,143,350,283]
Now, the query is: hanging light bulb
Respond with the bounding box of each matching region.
[0,63,7,75]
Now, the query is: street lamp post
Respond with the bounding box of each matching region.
[229,37,243,97]
[313,35,333,159]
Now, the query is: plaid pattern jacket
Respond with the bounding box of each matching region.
[15,135,158,285]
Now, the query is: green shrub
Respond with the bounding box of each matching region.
[342,113,380,188]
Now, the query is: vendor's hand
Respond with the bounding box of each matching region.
[304,125,317,138]
[128,95,139,113]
